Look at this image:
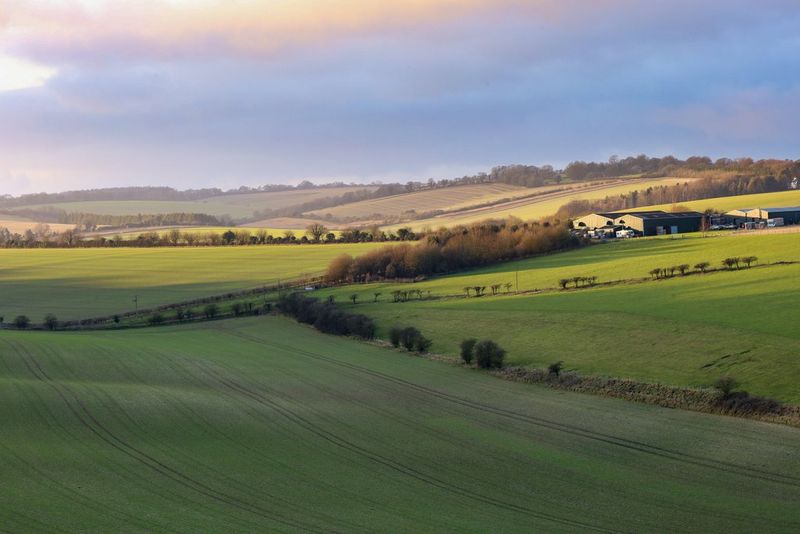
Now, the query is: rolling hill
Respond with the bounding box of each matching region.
[318,231,800,402]
[0,242,391,321]
[8,186,377,220]
[2,316,799,531]
[629,188,800,214]
[381,177,694,230]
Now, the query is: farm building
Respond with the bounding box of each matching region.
[574,210,706,236]
[724,207,800,225]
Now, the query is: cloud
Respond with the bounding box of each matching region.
[0,0,799,195]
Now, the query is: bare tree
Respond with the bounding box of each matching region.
[694,261,710,273]
[306,223,328,242]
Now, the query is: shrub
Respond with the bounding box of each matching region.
[389,327,402,347]
[713,376,738,397]
[475,340,506,369]
[231,302,243,316]
[548,361,564,377]
[175,308,186,321]
[147,313,165,326]
[204,304,219,319]
[400,327,421,351]
[460,338,477,364]
[13,315,30,329]
[415,335,432,354]
[694,261,710,273]
[44,314,58,330]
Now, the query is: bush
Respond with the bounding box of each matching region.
[389,327,402,347]
[112,314,121,324]
[713,376,738,397]
[415,335,432,354]
[460,338,477,364]
[44,314,58,330]
[147,313,165,326]
[475,340,506,369]
[231,302,243,316]
[400,327,421,351]
[548,361,564,377]
[175,308,186,321]
[13,315,30,329]
[204,304,219,319]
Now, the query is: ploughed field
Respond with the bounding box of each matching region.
[382,177,693,231]
[2,317,800,532]
[319,232,800,402]
[6,186,376,220]
[0,243,390,321]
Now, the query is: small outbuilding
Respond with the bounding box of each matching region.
[725,207,800,225]
[574,210,706,237]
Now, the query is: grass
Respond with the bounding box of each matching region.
[629,189,800,214]
[384,177,693,231]
[0,243,389,321]
[9,186,375,219]
[2,316,800,531]
[318,232,800,402]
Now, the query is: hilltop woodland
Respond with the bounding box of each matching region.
[325,220,581,282]
[557,169,800,218]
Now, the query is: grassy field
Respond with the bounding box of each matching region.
[630,189,800,214]
[306,183,533,220]
[9,186,375,219]
[319,232,800,401]
[383,177,694,231]
[0,243,388,321]
[2,316,800,532]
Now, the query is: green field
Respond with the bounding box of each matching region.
[0,243,388,320]
[630,189,800,214]
[319,232,800,401]
[2,316,800,532]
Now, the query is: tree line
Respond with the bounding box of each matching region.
[325,219,583,283]
[0,223,419,248]
[556,171,798,219]
[277,292,376,340]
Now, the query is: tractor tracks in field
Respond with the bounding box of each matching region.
[230,329,800,492]
[4,339,326,533]
[192,354,618,533]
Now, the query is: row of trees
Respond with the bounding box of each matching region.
[326,220,583,283]
[649,256,758,279]
[0,224,419,248]
[277,292,376,340]
[558,276,598,289]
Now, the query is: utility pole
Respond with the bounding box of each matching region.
[133,295,138,311]
[515,270,519,293]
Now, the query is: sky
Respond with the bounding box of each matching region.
[1,0,799,195]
